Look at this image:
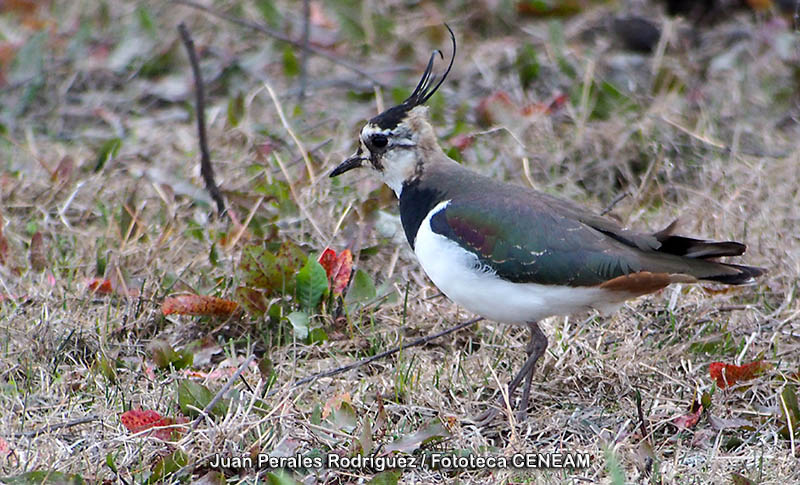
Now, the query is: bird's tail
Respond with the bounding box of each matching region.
[698,262,766,285]
[653,221,766,285]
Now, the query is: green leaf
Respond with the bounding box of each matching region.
[701,391,713,411]
[266,470,301,485]
[286,311,309,340]
[95,241,107,276]
[149,340,193,370]
[359,418,374,455]
[730,473,756,485]
[384,419,450,454]
[234,286,269,317]
[282,45,300,78]
[0,471,85,484]
[368,471,401,485]
[105,452,118,473]
[779,384,800,439]
[329,0,366,43]
[9,31,46,85]
[308,327,328,345]
[239,241,306,296]
[227,92,246,127]
[177,379,227,417]
[604,445,626,485]
[254,0,282,27]
[516,43,540,88]
[346,269,376,305]
[94,137,122,172]
[255,179,295,215]
[96,355,118,384]
[136,6,156,34]
[296,258,328,311]
[689,335,738,356]
[330,401,358,433]
[149,449,188,484]
[311,404,322,425]
[445,146,462,163]
[118,187,137,243]
[209,242,219,266]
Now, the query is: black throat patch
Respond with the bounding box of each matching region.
[369,152,383,171]
[398,179,444,249]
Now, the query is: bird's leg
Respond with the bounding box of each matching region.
[516,321,547,422]
[473,321,548,425]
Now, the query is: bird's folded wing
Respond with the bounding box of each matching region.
[429,194,705,287]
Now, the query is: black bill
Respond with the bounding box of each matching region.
[330,154,365,177]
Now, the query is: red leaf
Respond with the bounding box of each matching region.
[120,409,186,440]
[449,134,474,151]
[709,361,770,389]
[546,93,568,113]
[52,155,75,182]
[121,409,163,432]
[317,248,353,295]
[0,213,9,266]
[162,294,238,316]
[87,277,113,294]
[87,276,139,297]
[318,248,337,278]
[521,93,569,117]
[475,91,515,126]
[0,436,11,455]
[673,405,703,429]
[331,249,353,295]
[29,231,46,272]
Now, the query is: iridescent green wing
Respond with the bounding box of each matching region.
[429,195,644,286]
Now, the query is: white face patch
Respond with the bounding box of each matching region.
[358,123,417,197]
[379,149,417,196]
[360,124,392,144]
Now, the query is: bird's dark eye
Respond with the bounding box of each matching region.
[370,134,388,149]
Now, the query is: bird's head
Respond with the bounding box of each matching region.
[330,26,456,196]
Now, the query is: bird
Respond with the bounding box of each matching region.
[329,26,765,424]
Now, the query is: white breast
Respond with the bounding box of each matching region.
[413,201,624,325]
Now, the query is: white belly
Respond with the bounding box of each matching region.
[413,201,623,325]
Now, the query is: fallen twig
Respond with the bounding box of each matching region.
[298,0,311,101]
[178,22,226,216]
[266,317,483,398]
[600,191,629,216]
[191,354,256,430]
[633,389,649,439]
[14,415,99,438]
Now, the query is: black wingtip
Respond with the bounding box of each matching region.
[657,235,748,259]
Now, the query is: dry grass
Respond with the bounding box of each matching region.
[1,1,799,484]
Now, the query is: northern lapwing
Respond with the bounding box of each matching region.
[330,27,765,423]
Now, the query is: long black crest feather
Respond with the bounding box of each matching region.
[369,24,456,130]
[404,24,456,107]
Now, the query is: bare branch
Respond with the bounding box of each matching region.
[299,0,311,101]
[14,415,99,438]
[178,23,226,216]
[191,354,256,430]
